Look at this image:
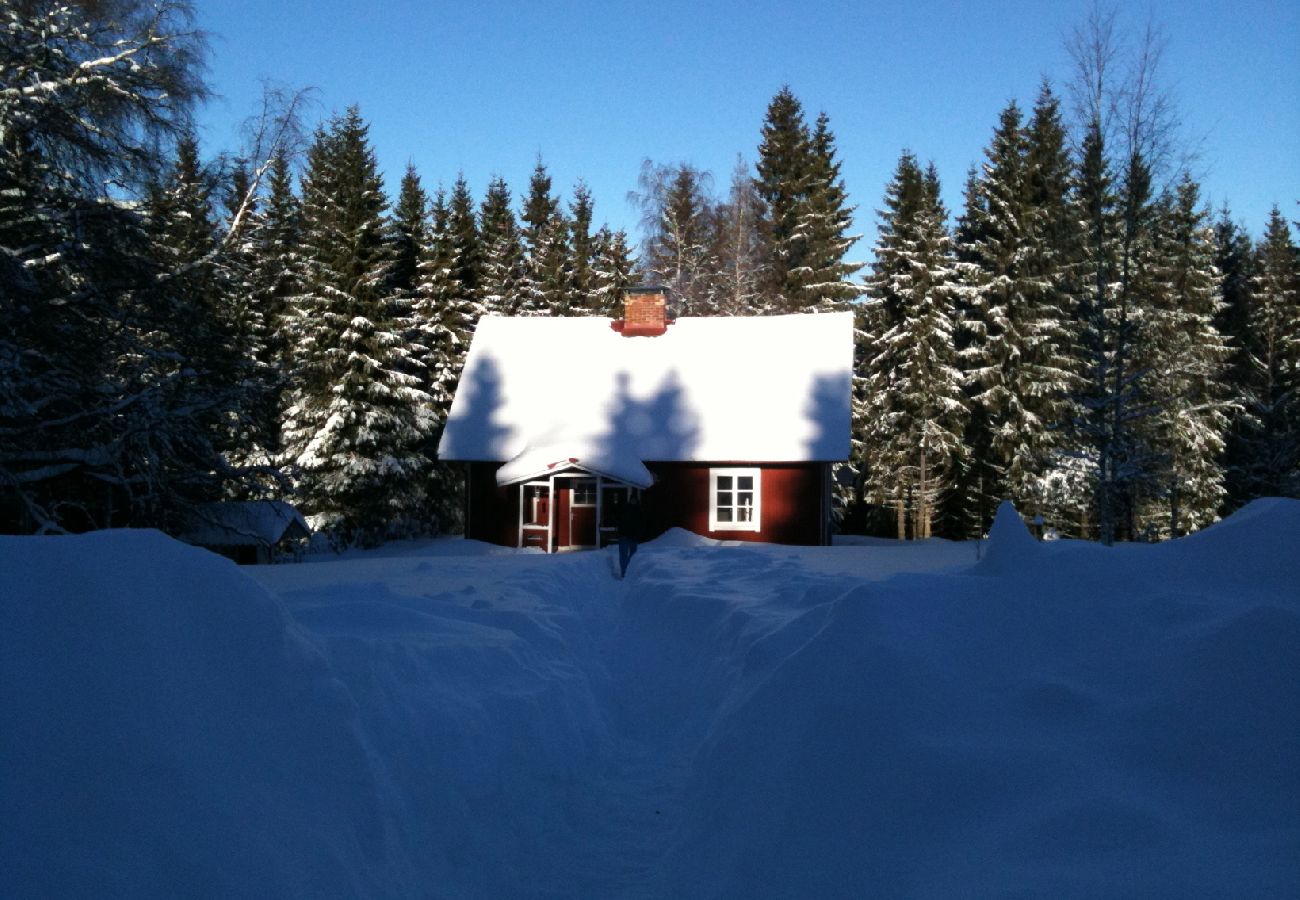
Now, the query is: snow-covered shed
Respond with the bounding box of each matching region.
[438,289,853,550]
[178,501,310,564]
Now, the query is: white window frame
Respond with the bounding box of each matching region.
[709,467,761,532]
[570,478,597,507]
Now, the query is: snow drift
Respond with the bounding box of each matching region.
[2,500,1297,898]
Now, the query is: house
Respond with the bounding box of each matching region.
[178,500,311,564]
[437,288,854,551]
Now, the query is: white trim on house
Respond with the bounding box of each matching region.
[709,467,761,532]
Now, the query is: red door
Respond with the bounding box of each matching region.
[568,478,597,547]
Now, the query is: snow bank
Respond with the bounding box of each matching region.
[658,500,1300,898]
[3,501,1297,898]
[0,530,390,897]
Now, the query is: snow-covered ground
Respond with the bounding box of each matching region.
[3,501,1297,898]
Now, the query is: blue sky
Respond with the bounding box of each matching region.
[196,0,1298,247]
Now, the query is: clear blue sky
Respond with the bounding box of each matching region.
[195,0,1298,248]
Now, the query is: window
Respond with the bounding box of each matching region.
[571,479,596,506]
[709,468,760,532]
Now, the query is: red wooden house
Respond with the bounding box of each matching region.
[437,288,853,551]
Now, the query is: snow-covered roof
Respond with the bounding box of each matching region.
[179,501,310,548]
[438,312,854,485]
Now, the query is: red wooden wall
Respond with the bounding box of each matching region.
[464,461,831,548]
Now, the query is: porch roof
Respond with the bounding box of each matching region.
[495,443,654,488]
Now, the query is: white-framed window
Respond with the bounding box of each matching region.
[709,468,760,532]
[571,478,597,506]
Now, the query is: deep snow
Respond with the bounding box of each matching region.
[2,501,1297,898]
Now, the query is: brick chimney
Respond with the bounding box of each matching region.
[614,286,670,337]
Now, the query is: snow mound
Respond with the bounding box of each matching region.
[4,502,1298,898]
[1158,496,1300,592]
[643,526,723,548]
[0,531,390,898]
[975,499,1041,572]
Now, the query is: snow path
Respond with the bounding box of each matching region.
[248,534,962,895]
[5,505,1296,898]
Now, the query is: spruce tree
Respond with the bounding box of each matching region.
[447,175,482,307]
[388,164,430,299]
[755,90,859,312]
[532,214,574,315]
[1213,208,1258,508]
[412,187,480,530]
[1239,208,1300,498]
[569,181,598,314]
[799,112,862,311]
[242,150,302,463]
[146,134,256,495]
[281,107,433,543]
[519,160,568,314]
[522,159,560,255]
[1143,176,1232,533]
[755,87,811,311]
[591,227,638,316]
[860,152,967,538]
[478,176,526,315]
[957,101,1078,528]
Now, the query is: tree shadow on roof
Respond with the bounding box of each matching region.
[600,370,700,469]
[803,370,853,462]
[437,352,510,461]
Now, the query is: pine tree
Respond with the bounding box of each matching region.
[569,181,598,314]
[957,101,1078,527]
[146,134,257,491]
[447,174,482,308]
[755,89,859,312]
[522,159,560,255]
[591,227,638,316]
[388,164,430,299]
[1213,208,1258,508]
[412,187,480,531]
[478,176,526,315]
[755,87,811,311]
[532,214,574,315]
[520,160,569,314]
[798,112,862,311]
[281,107,433,543]
[1143,176,1232,533]
[859,152,967,538]
[1239,208,1300,498]
[241,150,302,464]
[0,0,225,532]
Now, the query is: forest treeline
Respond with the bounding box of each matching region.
[2,1,1296,543]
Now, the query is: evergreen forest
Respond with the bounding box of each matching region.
[2,0,1296,544]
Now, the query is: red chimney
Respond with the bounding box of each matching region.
[613,287,670,337]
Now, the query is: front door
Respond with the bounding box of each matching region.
[567,478,597,548]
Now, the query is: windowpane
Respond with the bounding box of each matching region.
[572,479,596,505]
[710,468,759,531]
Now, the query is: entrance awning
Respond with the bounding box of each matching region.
[495,443,654,489]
